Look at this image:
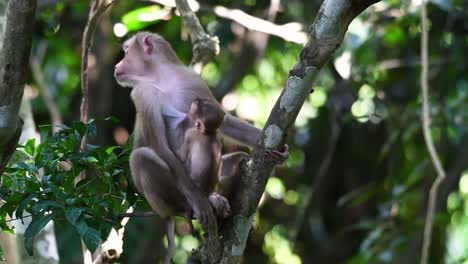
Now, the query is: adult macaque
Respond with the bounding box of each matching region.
[114,32,288,262]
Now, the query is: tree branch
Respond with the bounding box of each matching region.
[0,0,37,177]
[146,0,308,44]
[174,0,219,72]
[172,2,223,261]
[420,1,446,263]
[80,0,116,150]
[79,1,117,263]
[215,0,379,262]
[30,41,63,133]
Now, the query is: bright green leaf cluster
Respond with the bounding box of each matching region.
[1,120,135,255]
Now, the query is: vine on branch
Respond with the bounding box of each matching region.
[420,1,447,263]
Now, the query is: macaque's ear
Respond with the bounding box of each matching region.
[143,35,153,55]
[195,120,205,133]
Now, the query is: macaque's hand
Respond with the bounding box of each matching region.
[265,144,289,165]
[209,192,231,218]
[192,197,216,229]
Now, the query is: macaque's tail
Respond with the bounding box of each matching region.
[164,217,175,264]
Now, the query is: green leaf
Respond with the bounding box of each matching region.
[383,24,404,45]
[99,222,113,240]
[25,138,36,156]
[122,5,162,32]
[75,221,101,253]
[71,121,87,137]
[86,144,100,153]
[42,174,52,183]
[16,193,37,223]
[24,212,56,256]
[0,246,4,261]
[86,120,97,138]
[83,227,101,253]
[65,207,83,225]
[14,162,37,174]
[105,146,119,155]
[75,220,89,237]
[86,156,99,163]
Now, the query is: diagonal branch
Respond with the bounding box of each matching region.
[216,0,380,262]
[419,1,446,263]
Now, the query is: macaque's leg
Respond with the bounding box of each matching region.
[130,147,187,217]
[164,217,175,264]
[184,211,196,236]
[218,152,250,200]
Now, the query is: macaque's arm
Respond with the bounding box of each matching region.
[220,113,290,164]
[220,113,261,147]
[177,133,192,162]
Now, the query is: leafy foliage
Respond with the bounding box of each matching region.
[1,120,134,255]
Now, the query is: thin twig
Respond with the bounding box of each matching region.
[420,1,446,263]
[172,1,222,262]
[0,214,33,224]
[290,113,341,242]
[30,41,63,133]
[79,1,116,262]
[118,211,155,218]
[80,0,116,150]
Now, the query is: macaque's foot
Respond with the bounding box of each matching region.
[265,144,289,165]
[193,199,216,230]
[209,192,231,218]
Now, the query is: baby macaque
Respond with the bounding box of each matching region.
[177,99,231,223]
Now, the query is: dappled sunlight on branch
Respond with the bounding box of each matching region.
[146,0,308,44]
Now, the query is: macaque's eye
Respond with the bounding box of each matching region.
[196,121,201,130]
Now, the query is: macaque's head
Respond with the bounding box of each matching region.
[114,32,181,87]
[189,99,225,134]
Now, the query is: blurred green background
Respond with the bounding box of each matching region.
[1,0,468,263]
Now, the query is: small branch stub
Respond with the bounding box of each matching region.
[174,0,219,69]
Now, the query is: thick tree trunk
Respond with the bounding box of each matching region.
[0,2,60,263]
[0,0,36,176]
[213,0,380,263]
